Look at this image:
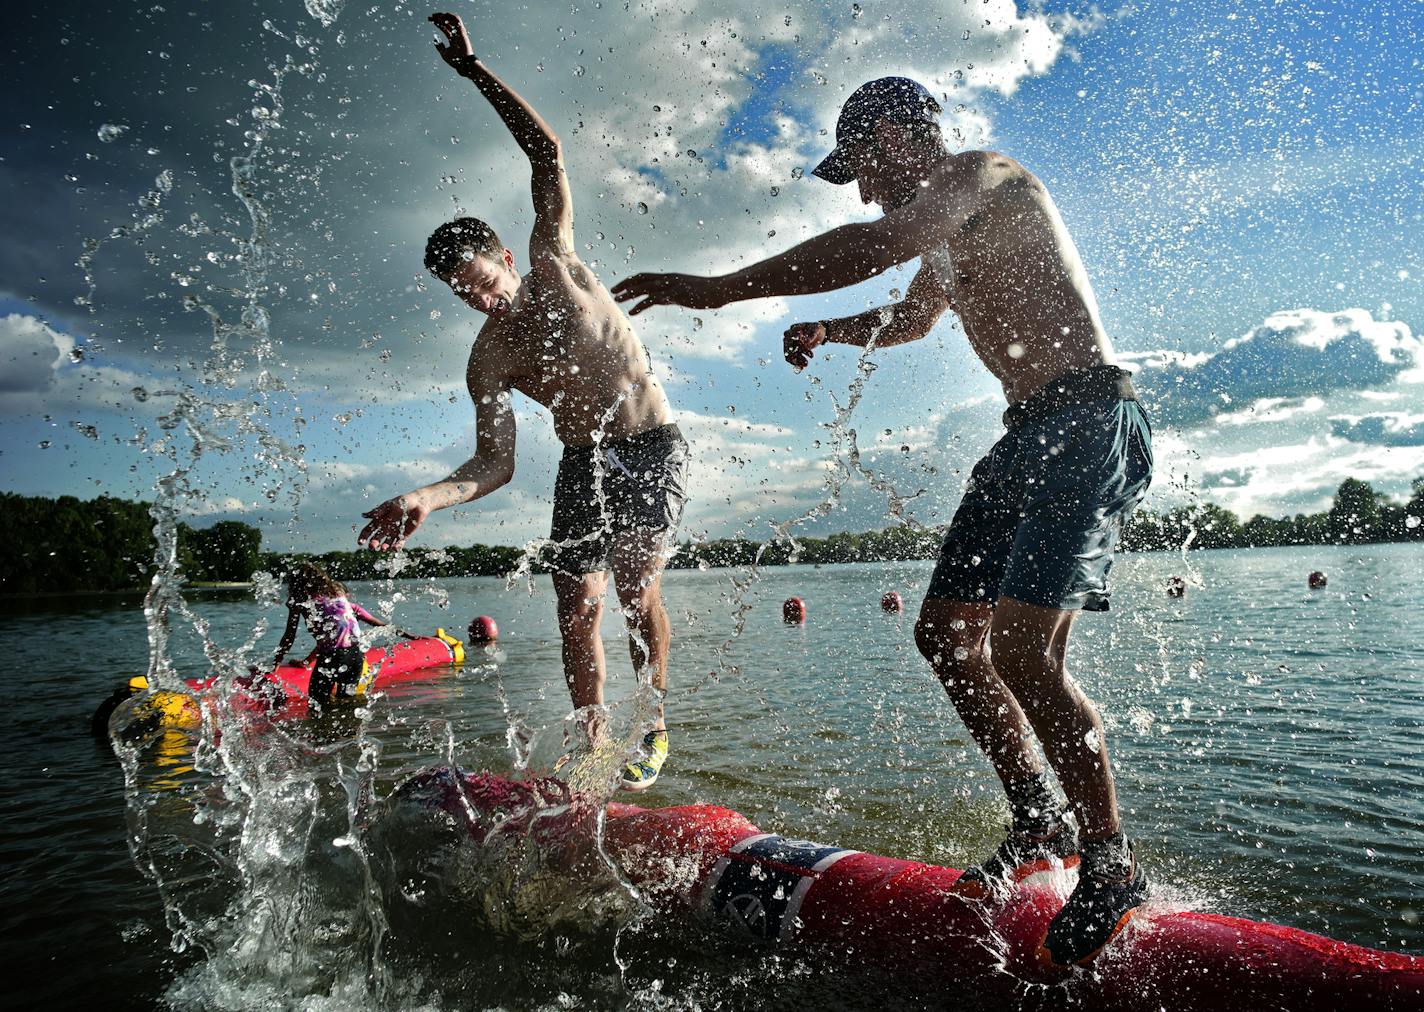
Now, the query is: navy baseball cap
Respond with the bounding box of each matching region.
[812,77,942,185]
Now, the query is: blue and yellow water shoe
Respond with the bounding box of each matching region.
[621,729,669,792]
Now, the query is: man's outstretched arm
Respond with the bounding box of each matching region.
[782,266,950,369]
[612,155,989,315]
[358,363,517,551]
[430,12,573,258]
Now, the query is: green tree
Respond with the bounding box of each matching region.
[1328,478,1385,544]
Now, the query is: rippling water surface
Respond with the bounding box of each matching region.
[3,542,1422,1009]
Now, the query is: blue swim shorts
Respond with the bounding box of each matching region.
[926,366,1153,612]
[548,422,690,575]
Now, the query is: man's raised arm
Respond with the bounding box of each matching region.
[612,156,987,316]
[430,12,573,259]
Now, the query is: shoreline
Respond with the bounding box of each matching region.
[4,540,1418,600]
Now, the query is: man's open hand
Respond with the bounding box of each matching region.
[611,272,721,316]
[783,320,827,371]
[430,12,477,74]
[358,494,431,551]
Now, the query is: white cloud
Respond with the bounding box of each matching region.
[1213,396,1325,426]
[1194,437,1424,517]
[0,312,161,417]
[1126,308,1422,427]
[0,312,71,393]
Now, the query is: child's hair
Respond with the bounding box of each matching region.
[424,217,504,279]
[284,561,346,604]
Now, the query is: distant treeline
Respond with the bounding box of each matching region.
[5,477,1422,593]
[0,492,263,594]
[270,544,526,583]
[670,477,1424,567]
[667,524,943,569]
[1120,477,1424,552]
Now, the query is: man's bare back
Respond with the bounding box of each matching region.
[920,153,1116,404]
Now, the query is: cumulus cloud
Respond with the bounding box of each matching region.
[1124,308,1422,427]
[0,311,163,416]
[0,313,72,394]
[1191,437,1424,517]
[1330,412,1424,447]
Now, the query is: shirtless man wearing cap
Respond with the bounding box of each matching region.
[612,77,1154,965]
[359,13,688,791]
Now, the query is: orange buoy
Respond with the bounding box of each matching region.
[1166,576,1186,598]
[1308,571,1327,589]
[782,597,806,624]
[880,591,903,613]
[468,615,500,643]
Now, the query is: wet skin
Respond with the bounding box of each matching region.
[613,135,1118,406]
[358,12,675,735]
[610,124,1134,847]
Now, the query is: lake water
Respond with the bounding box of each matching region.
[3,542,1423,1009]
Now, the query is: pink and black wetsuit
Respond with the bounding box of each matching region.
[300,595,377,701]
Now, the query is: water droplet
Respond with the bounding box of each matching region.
[68,347,85,363]
[791,166,804,179]
[770,186,780,196]
[38,440,51,449]
[636,201,649,214]
[132,386,149,402]
[97,123,129,143]
[852,3,863,18]
[1006,342,1025,359]
[71,421,99,440]
[692,318,703,330]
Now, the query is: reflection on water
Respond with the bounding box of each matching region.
[4,544,1424,1007]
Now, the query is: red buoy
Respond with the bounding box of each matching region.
[468,615,500,643]
[1308,571,1328,590]
[1166,576,1186,598]
[880,591,903,613]
[782,597,806,624]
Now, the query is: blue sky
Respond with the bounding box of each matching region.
[2,0,1422,554]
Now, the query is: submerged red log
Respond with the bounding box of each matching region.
[398,768,1424,1011]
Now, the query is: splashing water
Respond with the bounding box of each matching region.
[95,22,405,1009]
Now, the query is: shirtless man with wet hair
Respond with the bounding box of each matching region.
[359,13,688,792]
[612,77,1154,964]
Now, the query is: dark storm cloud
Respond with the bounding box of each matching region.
[1330,413,1424,447]
[3,1,483,378]
[1124,308,1422,428]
